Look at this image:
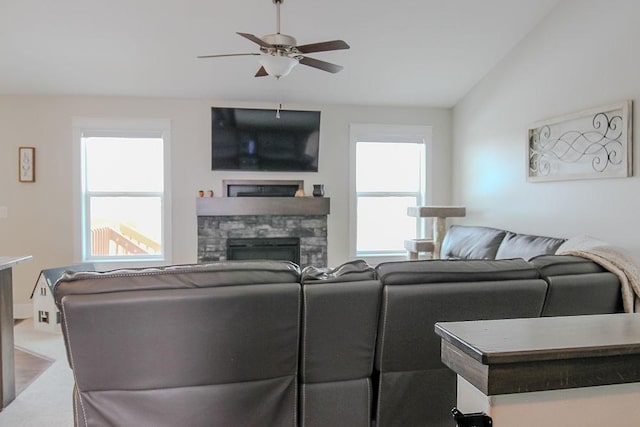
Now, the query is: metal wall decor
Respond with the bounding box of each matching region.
[527,101,632,182]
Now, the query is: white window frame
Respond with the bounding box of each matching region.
[72,118,172,267]
[349,124,433,261]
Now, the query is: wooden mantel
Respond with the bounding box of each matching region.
[196,197,330,216]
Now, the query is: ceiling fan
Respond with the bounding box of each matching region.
[198,0,350,78]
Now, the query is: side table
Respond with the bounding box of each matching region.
[435,314,640,426]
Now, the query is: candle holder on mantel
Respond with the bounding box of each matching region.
[405,206,466,259]
[312,184,325,197]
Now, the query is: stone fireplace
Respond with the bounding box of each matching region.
[197,180,330,267]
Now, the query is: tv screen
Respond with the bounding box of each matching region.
[211,107,321,172]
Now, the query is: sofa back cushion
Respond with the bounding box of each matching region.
[440,225,506,259]
[55,261,301,427]
[495,231,566,261]
[374,258,547,427]
[529,255,623,316]
[375,258,543,370]
[300,260,381,427]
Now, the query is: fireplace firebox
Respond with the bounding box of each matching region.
[226,237,301,265]
[223,179,303,197]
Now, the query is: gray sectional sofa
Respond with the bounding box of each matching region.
[372,228,621,427]
[53,225,623,427]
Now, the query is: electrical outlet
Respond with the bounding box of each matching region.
[0,206,7,219]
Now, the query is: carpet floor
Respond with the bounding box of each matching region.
[0,318,74,426]
[14,346,54,396]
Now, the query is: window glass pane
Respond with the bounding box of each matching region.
[357,196,417,253]
[356,142,423,192]
[85,137,163,192]
[89,197,162,257]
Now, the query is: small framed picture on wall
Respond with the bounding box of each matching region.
[18,147,35,182]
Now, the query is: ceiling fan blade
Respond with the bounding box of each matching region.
[296,40,350,54]
[255,66,268,77]
[197,53,260,59]
[236,32,274,49]
[298,56,344,73]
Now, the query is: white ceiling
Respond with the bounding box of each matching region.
[0,0,561,107]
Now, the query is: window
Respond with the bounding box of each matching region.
[74,119,171,263]
[350,125,431,257]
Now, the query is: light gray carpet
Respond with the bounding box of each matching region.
[0,318,74,426]
[14,346,54,396]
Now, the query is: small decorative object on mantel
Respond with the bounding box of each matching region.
[294,188,305,197]
[312,184,325,197]
[527,100,632,182]
[18,147,35,183]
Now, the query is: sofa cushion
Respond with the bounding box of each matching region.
[376,258,539,286]
[302,379,372,427]
[374,278,548,427]
[541,273,623,316]
[495,231,566,261]
[300,278,381,382]
[58,265,301,427]
[529,254,607,277]
[440,225,506,259]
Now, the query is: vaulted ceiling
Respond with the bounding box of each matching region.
[0,0,561,107]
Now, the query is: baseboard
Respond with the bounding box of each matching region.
[14,303,33,320]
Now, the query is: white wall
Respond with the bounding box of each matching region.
[452,0,640,255]
[0,95,452,306]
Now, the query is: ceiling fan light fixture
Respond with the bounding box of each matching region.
[197,0,349,78]
[258,54,298,78]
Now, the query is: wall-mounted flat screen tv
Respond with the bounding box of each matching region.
[211,107,321,172]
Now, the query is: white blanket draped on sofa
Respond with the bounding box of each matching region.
[556,236,640,313]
